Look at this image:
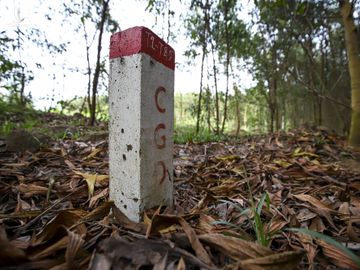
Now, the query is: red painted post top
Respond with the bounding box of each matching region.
[110,26,175,70]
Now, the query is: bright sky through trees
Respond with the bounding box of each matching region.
[0,0,254,109]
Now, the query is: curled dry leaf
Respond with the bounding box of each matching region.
[65,228,85,269]
[198,233,273,261]
[238,250,304,270]
[317,239,360,270]
[34,210,87,245]
[178,217,214,266]
[0,226,28,266]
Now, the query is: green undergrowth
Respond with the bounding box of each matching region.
[174,124,234,144]
[212,188,360,266]
[0,101,40,137]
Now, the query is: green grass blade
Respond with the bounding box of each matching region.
[256,192,269,215]
[212,220,241,229]
[218,199,245,213]
[286,228,360,267]
[239,208,251,216]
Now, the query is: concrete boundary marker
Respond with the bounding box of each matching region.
[109,26,175,222]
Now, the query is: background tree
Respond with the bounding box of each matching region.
[63,0,118,126]
[0,7,66,109]
[339,0,360,149]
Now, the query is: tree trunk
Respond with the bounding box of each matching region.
[235,87,241,136]
[81,13,92,116]
[268,76,277,133]
[19,69,26,106]
[340,0,360,149]
[211,42,220,135]
[221,2,230,134]
[206,86,212,132]
[89,0,109,126]
[196,48,206,134]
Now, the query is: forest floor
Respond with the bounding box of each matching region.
[0,112,360,270]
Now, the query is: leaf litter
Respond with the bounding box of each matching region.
[0,126,360,269]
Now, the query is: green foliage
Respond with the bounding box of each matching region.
[251,191,272,246]
[0,93,40,136]
[0,32,20,83]
[1,120,16,136]
[49,95,109,120]
[174,124,229,144]
[174,87,269,137]
[212,191,273,246]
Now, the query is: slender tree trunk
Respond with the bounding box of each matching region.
[81,11,92,116]
[235,88,241,136]
[79,96,87,115]
[196,48,206,134]
[89,0,109,126]
[196,0,210,134]
[268,76,277,133]
[206,86,211,132]
[211,42,220,135]
[275,93,281,131]
[20,70,26,106]
[340,0,360,149]
[221,2,230,134]
[221,54,230,133]
[85,45,92,114]
[282,93,286,129]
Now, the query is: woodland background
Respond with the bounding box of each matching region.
[0,0,359,148]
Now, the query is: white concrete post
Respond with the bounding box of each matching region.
[109,26,175,222]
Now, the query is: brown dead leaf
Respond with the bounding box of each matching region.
[238,250,304,270]
[153,253,168,270]
[309,216,326,232]
[80,201,113,223]
[198,214,217,233]
[317,239,360,270]
[15,193,32,212]
[89,187,109,208]
[112,205,146,233]
[199,233,273,261]
[17,183,48,198]
[0,226,28,266]
[296,208,317,223]
[177,257,186,270]
[294,191,338,230]
[91,237,213,270]
[293,194,334,212]
[65,159,77,170]
[267,215,288,235]
[65,229,85,269]
[30,236,69,261]
[178,217,214,266]
[35,210,87,244]
[296,233,317,268]
[146,214,179,238]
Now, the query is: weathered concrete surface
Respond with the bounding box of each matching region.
[109,27,175,222]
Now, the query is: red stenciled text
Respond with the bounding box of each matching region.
[154,86,167,184]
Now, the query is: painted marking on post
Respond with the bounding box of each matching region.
[155,87,166,113]
[109,26,175,222]
[157,161,166,184]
